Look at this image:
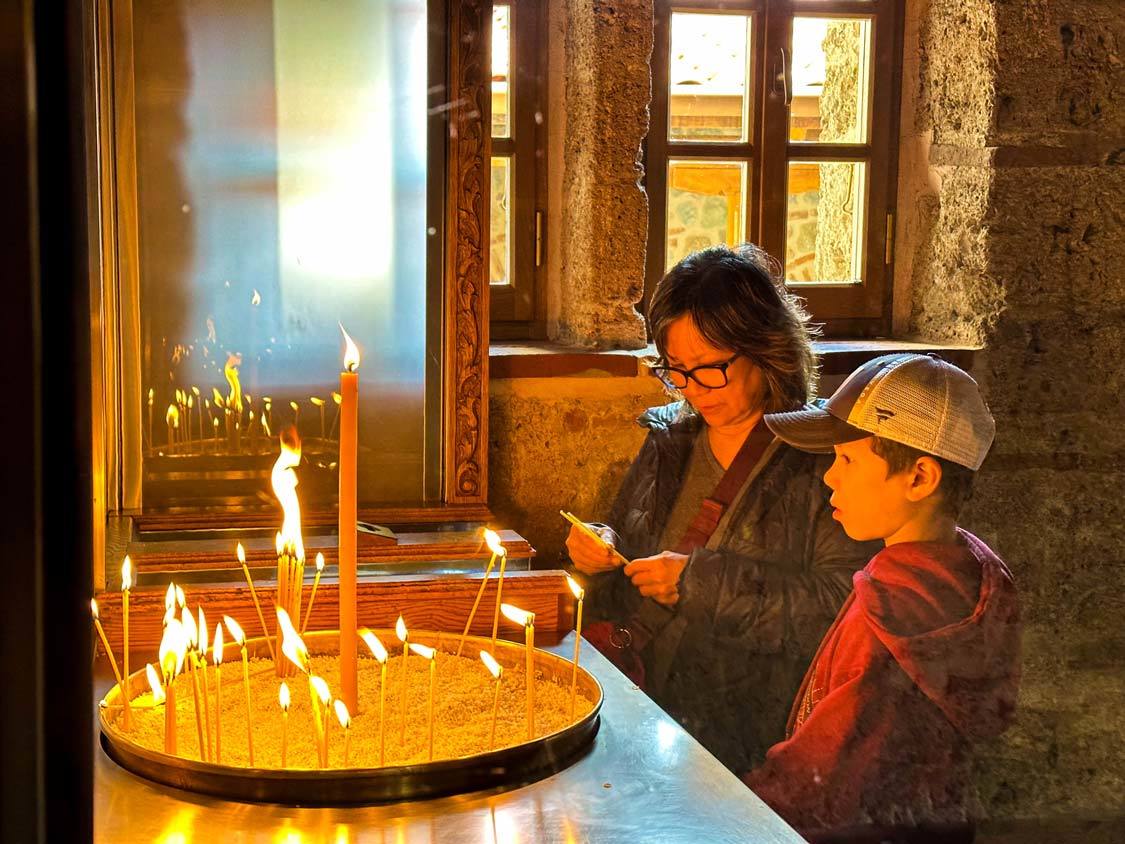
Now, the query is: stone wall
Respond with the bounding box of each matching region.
[896,0,1125,824]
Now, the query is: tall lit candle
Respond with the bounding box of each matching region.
[480,650,503,750]
[90,598,125,693]
[334,699,352,767]
[146,662,165,706]
[300,552,326,635]
[223,615,254,765]
[395,615,409,744]
[360,629,389,766]
[120,556,134,731]
[409,643,437,761]
[197,607,213,760]
[338,324,360,714]
[212,623,223,764]
[566,574,585,718]
[457,529,503,656]
[192,386,202,441]
[159,618,187,755]
[501,603,536,741]
[147,388,154,451]
[181,607,208,761]
[489,540,510,648]
[278,682,290,767]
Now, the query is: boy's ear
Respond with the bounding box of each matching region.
[904,455,943,504]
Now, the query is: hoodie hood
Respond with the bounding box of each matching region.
[854,528,1021,740]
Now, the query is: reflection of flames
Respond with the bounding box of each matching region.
[270,427,304,562]
[224,353,243,414]
[251,289,261,306]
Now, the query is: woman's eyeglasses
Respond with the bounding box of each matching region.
[650,355,739,390]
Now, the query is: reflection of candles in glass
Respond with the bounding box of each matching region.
[147,388,154,451]
[204,399,213,448]
[395,615,409,744]
[329,391,342,440]
[212,623,223,763]
[212,416,219,450]
[120,556,134,730]
[567,575,585,717]
[501,603,536,741]
[310,675,330,768]
[192,386,202,441]
[360,629,389,765]
[480,650,503,750]
[223,615,254,765]
[410,643,437,761]
[290,400,300,430]
[278,681,290,767]
[300,552,326,635]
[186,394,194,448]
[262,397,272,434]
[458,529,504,656]
[334,699,352,766]
[310,396,326,439]
[490,538,510,647]
[338,324,361,714]
[166,404,178,448]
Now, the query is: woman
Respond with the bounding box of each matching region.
[567,244,876,773]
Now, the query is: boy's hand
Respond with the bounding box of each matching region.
[566,523,623,574]
[624,552,688,606]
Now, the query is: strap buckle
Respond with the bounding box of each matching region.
[609,626,633,649]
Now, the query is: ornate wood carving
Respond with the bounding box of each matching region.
[444,0,491,505]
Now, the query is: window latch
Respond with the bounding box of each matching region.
[772,46,793,108]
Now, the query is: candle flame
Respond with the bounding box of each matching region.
[271,428,305,562]
[166,404,179,427]
[212,387,223,407]
[223,615,246,646]
[315,552,325,573]
[187,394,193,409]
[90,597,100,620]
[181,606,198,649]
[500,603,535,627]
[289,401,299,413]
[340,324,360,372]
[566,574,584,601]
[359,629,388,663]
[213,623,224,665]
[159,618,188,680]
[310,396,324,407]
[483,528,506,558]
[395,615,408,643]
[146,663,165,703]
[237,542,246,565]
[279,681,290,711]
[147,387,154,405]
[480,650,502,679]
[333,698,351,729]
[277,606,309,673]
[251,289,261,306]
[191,386,200,398]
[175,585,186,608]
[409,642,436,661]
[332,392,342,405]
[276,606,298,640]
[224,353,244,413]
[310,675,331,705]
[197,607,209,656]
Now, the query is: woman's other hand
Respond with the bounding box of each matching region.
[566,524,623,574]
[624,552,689,606]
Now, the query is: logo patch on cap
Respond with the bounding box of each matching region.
[874,407,895,424]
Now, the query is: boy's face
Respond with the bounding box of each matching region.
[822,437,916,543]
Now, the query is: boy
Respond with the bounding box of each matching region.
[744,353,1021,842]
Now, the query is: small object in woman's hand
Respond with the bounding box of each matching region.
[560,511,630,568]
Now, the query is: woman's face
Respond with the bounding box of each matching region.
[662,314,767,430]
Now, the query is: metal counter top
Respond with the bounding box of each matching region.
[94,634,803,844]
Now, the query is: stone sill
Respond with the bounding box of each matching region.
[490,339,979,379]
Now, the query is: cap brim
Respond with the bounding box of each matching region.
[764,405,871,453]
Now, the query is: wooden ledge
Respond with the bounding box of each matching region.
[490,339,979,379]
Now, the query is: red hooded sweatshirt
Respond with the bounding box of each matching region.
[744,528,1020,835]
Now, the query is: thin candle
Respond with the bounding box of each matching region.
[410,643,437,761]
[181,607,208,761]
[90,598,124,690]
[279,682,290,767]
[329,391,342,440]
[489,542,510,647]
[395,615,409,744]
[235,542,275,662]
[310,675,331,768]
[145,662,165,705]
[158,618,187,755]
[334,699,352,766]
[300,552,326,635]
[212,623,223,764]
[480,650,503,750]
[457,529,503,656]
[567,574,585,718]
[120,557,133,730]
[223,615,254,765]
[338,324,361,714]
[192,386,202,441]
[197,607,213,760]
[311,396,326,439]
[360,629,389,766]
[501,603,536,741]
[147,387,154,451]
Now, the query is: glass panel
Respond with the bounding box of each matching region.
[665,160,747,269]
[790,17,872,143]
[490,156,511,285]
[785,161,867,284]
[132,0,430,510]
[669,12,752,143]
[492,4,511,138]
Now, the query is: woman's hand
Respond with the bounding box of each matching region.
[624,551,689,606]
[566,523,623,574]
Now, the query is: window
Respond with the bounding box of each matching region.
[489,0,548,337]
[646,0,903,335]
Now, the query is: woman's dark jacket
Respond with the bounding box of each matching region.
[586,401,878,773]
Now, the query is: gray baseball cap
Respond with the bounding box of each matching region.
[764,353,995,470]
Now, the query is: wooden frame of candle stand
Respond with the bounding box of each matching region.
[86,0,494,587]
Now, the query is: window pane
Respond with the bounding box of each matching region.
[492,5,511,138]
[132,0,430,508]
[785,161,867,284]
[666,160,747,269]
[490,156,511,285]
[790,17,872,143]
[669,13,752,143]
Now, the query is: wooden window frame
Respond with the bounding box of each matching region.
[488,0,549,340]
[646,0,904,337]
